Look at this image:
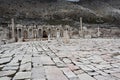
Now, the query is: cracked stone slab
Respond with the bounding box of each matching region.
[40,56,55,66]
[13,72,31,80]
[67,64,80,71]
[2,66,19,70]
[0,77,11,80]
[21,55,32,64]
[31,67,46,80]
[20,62,31,71]
[32,57,43,67]
[53,57,66,68]
[94,75,117,80]
[111,73,120,79]
[78,65,93,72]
[61,68,79,80]
[0,39,120,80]
[63,58,72,64]
[0,57,12,65]
[45,66,68,80]
[0,70,16,77]
[78,73,96,80]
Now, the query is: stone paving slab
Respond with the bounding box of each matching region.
[0,77,11,80]
[45,66,68,80]
[13,72,31,80]
[32,67,46,80]
[0,39,120,80]
[0,57,12,65]
[0,70,16,77]
[61,68,79,80]
[40,56,55,66]
[78,73,96,80]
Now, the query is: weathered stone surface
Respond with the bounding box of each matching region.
[32,57,43,67]
[53,57,66,67]
[32,67,46,80]
[67,64,79,71]
[111,73,120,79]
[0,77,11,80]
[61,68,79,80]
[13,72,31,80]
[94,75,117,80]
[2,66,19,70]
[21,55,31,64]
[45,66,68,80]
[0,70,16,77]
[0,39,120,80]
[63,58,72,64]
[78,65,93,71]
[78,73,96,80]
[74,70,84,75]
[40,56,55,66]
[0,57,12,64]
[20,62,31,71]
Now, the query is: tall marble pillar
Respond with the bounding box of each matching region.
[97,26,100,37]
[11,18,15,40]
[56,30,60,39]
[80,17,83,32]
[80,17,83,38]
[17,29,19,38]
[48,34,51,41]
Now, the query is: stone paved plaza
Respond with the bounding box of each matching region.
[0,39,120,80]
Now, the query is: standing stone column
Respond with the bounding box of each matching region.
[56,30,60,40]
[97,26,100,37]
[21,28,23,39]
[17,28,19,38]
[80,17,83,32]
[79,17,83,38]
[11,18,15,40]
[48,34,51,41]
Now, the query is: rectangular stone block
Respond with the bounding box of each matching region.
[40,56,55,66]
[32,67,46,80]
[13,72,31,80]
[78,73,96,80]
[61,68,79,80]
[45,66,68,80]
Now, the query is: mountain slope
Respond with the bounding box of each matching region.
[0,0,120,26]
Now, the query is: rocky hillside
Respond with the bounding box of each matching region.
[0,0,120,26]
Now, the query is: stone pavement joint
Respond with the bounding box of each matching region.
[0,39,120,80]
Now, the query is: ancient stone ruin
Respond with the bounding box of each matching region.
[0,17,120,45]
